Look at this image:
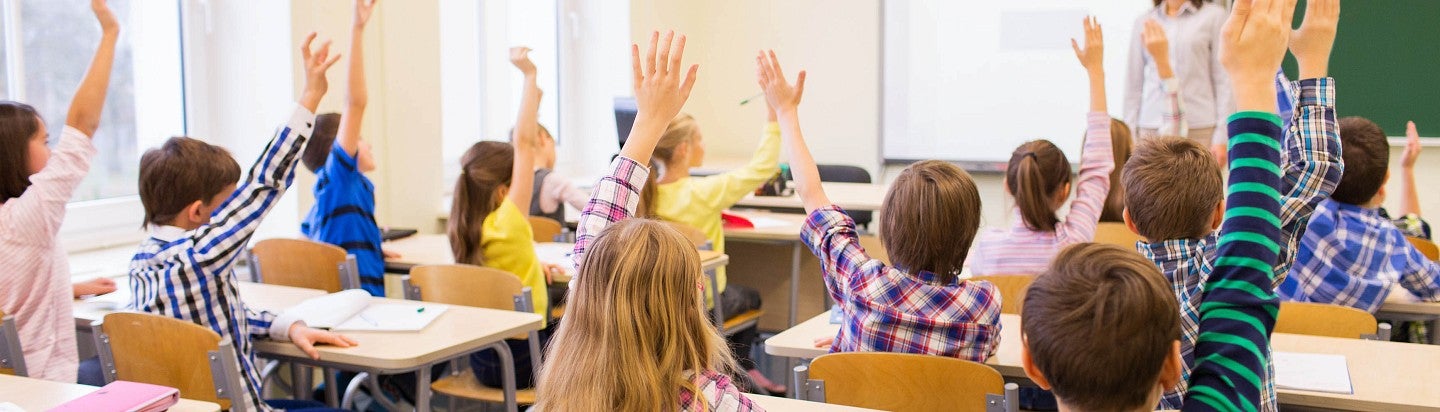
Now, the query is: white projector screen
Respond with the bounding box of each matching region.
[883,1,1154,169]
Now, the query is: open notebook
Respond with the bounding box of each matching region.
[1273,352,1353,394]
[284,290,448,332]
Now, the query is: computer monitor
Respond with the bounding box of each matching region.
[614,97,638,149]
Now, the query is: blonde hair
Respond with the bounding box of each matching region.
[535,219,737,411]
[638,114,699,218]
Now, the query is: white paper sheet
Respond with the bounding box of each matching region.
[331,303,448,332]
[285,290,372,329]
[1273,352,1354,394]
[746,216,793,229]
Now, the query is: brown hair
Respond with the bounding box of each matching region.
[0,102,41,203]
[1122,137,1222,240]
[1100,119,1135,223]
[1023,242,1180,411]
[1006,140,1072,232]
[301,112,342,172]
[1152,0,1207,7]
[638,114,698,218]
[138,137,242,228]
[880,160,982,281]
[535,218,738,411]
[1332,117,1390,205]
[448,141,515,266]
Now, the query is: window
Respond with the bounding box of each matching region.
[0,0,185,203]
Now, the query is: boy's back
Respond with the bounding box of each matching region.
[302,140,384,296]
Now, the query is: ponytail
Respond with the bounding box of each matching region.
[637,161,661,218]
[448,141,516,266]
[635,114,698,219]
[1005,140,1071,232]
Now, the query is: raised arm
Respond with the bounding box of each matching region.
[336,0,376,157]
[758,51,825,212]
[1059,17,1115,244]
[1143,19,1189,137]
[1273,0,1341,277]
[508,47,541,214]
[65,0,120,138]
[1397,121,1423,218]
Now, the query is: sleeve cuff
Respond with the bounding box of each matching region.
[612,155,653,191]
[59,126,98,156]
[287,104,319,138]
[1295,78,1335,108]
[764,122,781,137]
[1159,77,1180,93]
[801,205,853,244]
[268,313,305,342]
[1086,112,1112,131]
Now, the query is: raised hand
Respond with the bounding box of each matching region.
[756,50,806,117]
[92,0,119,35]
[1403,121,1422,169]
[354,0,378,27]
[1290,0,1340,79]
[1142,19,1174,79]
[510,47,537,77]
[1220,0,1299,112]
[299,32,343,112]
[618,30,699,164]
[1070,16,1104,75]
[66,0,120,137]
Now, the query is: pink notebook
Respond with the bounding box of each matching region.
[48,381,180,412]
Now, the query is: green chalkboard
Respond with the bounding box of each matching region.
[1282,0,1440,137]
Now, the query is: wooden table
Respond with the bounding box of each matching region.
[735,182,888,212]
[724,212,810,328]
[748,393,884,411]
[767,313,1440,411]
[383,234,729,274]
[0,374,220,411]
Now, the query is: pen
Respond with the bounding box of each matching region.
[739,92,763,106]
[417,306,426,313]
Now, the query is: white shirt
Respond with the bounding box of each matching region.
[1124,1,1233,144]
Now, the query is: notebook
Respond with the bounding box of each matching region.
[285,290,448,332]
[47,381,179,412]
[1273,352,1354,394]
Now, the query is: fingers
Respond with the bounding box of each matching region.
[631,43,643,88]
[294,336,320,359]
[645,31,659,76]
[680,64,699,99]
[318,332,357,348]
[1409,121,1420,139]
[301,32,317,61]
[1070,38,1083,60]
[794,70,807,103]
[767,50,785,79]
[656,31,675,75]
[668,34,687,75]
[1280,0,1300,31]
[322,53,343,71]
[312,40,333,68]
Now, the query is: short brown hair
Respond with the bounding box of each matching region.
[1006,140,1072,232]
[1100,119,1134,223]
[1332,117,1389,205]
[139,137,242,228]
[879,160,982,281]
[1023,242,1180,411]
[0,102,42,203]
[1122,137,1222,240]
[302,112,342,172]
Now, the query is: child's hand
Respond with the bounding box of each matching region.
[299,32,343,112]
[1070,16,1104,76]
[382,249,402,259]
[1403,121,1422,170]
[288,324,358,360]
[353,0,378,28]
[73,278,117,298]
[757,50,807,118]
[92,0,119,35]
[1289,0,1339,79]
[510,47,537,76]
[813,336,834,348]
[1219,0,1297,112]
[632,31,699,124]
[543,263,566,284]
[1142,19,1173,79]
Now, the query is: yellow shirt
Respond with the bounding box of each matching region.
[481,198,548,318]
[654,123,781,299]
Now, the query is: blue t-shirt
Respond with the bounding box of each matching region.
[301,143,385,296]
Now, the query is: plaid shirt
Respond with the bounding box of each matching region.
[1280,200,1440,313]
[1143,78,1341,411]
[802,206,1001,361]
[572,156,761,412]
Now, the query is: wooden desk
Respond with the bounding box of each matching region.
[767,313,1440,411]
[735,182,888,212]
[73,279,327,329]
[0,374,220,411]
[67,245,135,281]
[1376,287,1440,345]
[384,234,729,274]
[747,394,884,411]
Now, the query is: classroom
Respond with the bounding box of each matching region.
[2,0,1439,411]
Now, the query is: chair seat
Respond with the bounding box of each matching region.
[722,309,764,335]
[431,373,537,404]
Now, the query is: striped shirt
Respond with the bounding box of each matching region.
[571,156,761,411]
[1182,111,1285,412]
[1279,200,1440,313]
[1145,78,1340,411]
[302,142,384,296]
[128,106,315,412]
[0,127,94,382]
[971,112,1114,275]
[803,206,1002,361]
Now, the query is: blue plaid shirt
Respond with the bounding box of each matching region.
[1280,199,1440,312]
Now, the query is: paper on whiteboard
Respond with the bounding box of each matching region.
[331,304,448,332]
[1273,352,1353,394]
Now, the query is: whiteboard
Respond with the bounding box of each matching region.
[882,1,1154,168]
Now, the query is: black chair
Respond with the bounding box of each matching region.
[817,164,873,229]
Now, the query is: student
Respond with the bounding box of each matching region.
[0,0,117,383]
[760,50,1001,362]
[1280,118,1440,313]
[527,125,588,224]
[970,16,1113,276]
[636,58,781,394]
[1103,20,1184,223]
[1022,1,1292,408]
[300,0,388,297]
[128,34,356,412]
[1123,1,1341,408]
[535,30,759,411]
[1384,121,1432,239]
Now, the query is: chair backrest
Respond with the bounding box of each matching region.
[816,164,874,227]
[1093,222,1144,248]
[1408,236,1439,261]
[94,313,244,411]
[408,264,525,311]
[0,310,27,376]
[250,238,353,293]
[661,221,710,249]
[969,275,1035,315]
[806,352,1007,411]
[527,216,564,243]
[1275,302,1378,339]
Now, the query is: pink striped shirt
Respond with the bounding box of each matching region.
[0,127,95,382]
[970,112,1113,276]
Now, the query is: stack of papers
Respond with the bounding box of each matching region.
[1273,352,1353,394]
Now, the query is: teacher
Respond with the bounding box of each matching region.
[1124,0,1232,154]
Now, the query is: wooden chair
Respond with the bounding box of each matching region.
[1408,236,1439,261]
[1275,302,1388,340]
[796,352,1017,412]
[1094,222,1144,248]
[0,310,27,376]
[527,216,564,243]
[248,238,359,293]
[404,264,541,410]
[92,313,249,411]
[969,275,1035,315]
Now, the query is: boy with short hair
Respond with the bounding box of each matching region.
[1280,117,1440,312]
[1023,1,1294,409]
[129,35,356,411]
[1121,0,1342,408]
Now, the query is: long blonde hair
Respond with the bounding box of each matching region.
[638,114,699,218]
[535,219,736,411]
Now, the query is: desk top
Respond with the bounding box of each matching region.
[747,394,883,411]
[0,374,220,412]
[1379,287,1440,317]
[768,313,1440,411]
[73,279,327,328]
[736,182,888,212]
[724,211,808,242]
[384,235,728,273]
